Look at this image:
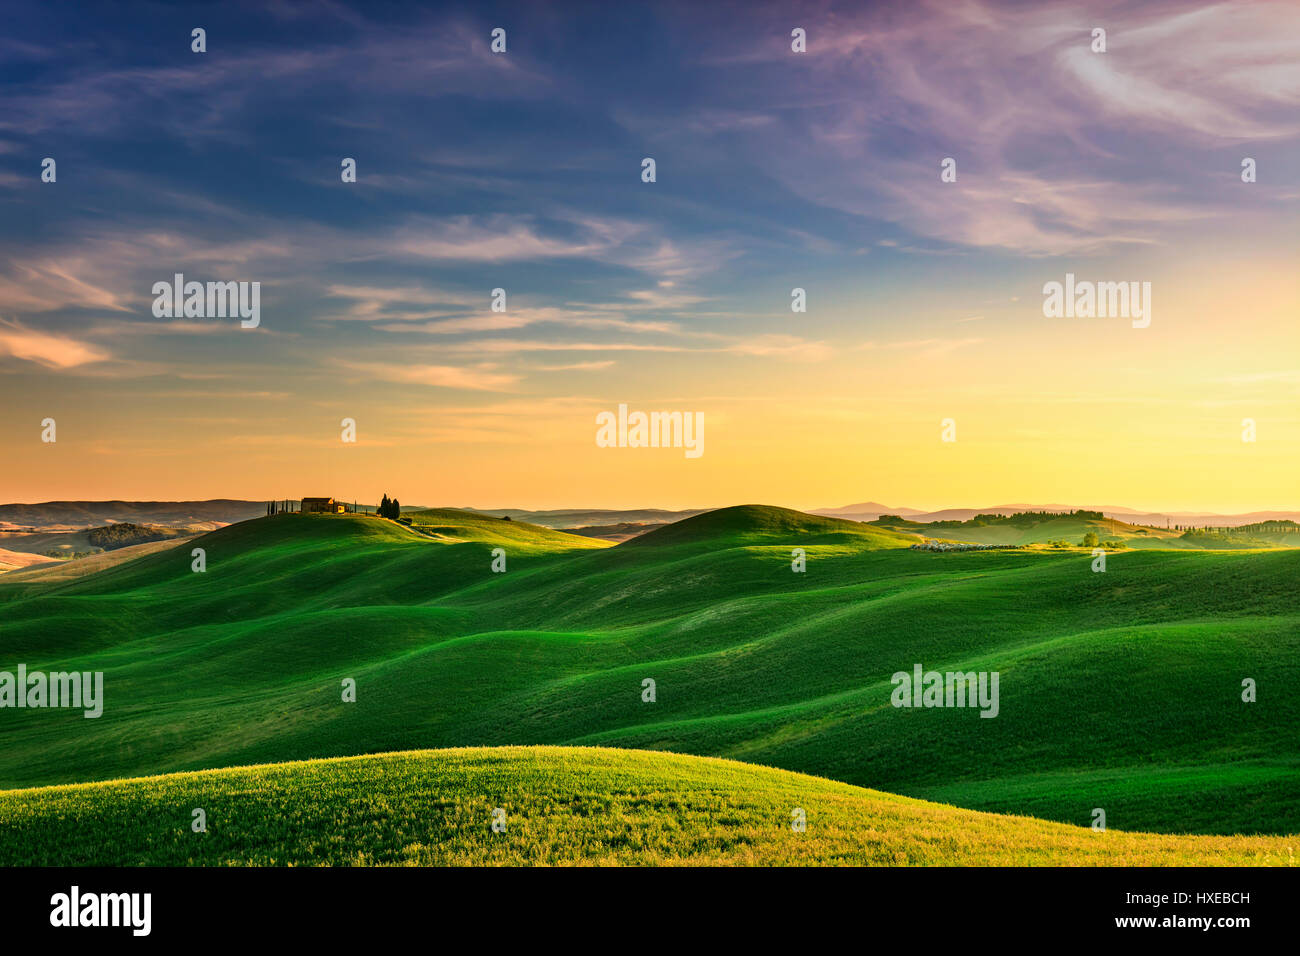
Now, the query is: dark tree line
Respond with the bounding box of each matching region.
[378,494,401,519]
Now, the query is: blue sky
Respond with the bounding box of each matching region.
[1,1,1297,509]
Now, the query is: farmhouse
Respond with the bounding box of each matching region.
[301,497,346,514]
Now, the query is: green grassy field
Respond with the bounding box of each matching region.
[1,746,1292,866]
[0,504,1295,857]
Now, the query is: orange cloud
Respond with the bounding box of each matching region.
[0,320,111,368]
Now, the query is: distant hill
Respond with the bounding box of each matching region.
[872,511,1178,549]
[0,521,193,576]
[559,522,671,542]
[0,499,264,530]
[0,548,56,573]
[870,511,1300,549]
[1,535,198,584]
[818,503,1300,527]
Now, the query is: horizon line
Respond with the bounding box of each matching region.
[3,497,1300,518]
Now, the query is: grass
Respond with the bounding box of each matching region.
[0,746,1293,866]
[0,504,1295,844]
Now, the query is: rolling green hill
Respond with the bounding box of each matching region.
[628,504,916,549]
[0,505,1295,841]
[0,747,1292,866]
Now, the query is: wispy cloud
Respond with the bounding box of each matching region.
[334,359,519,391]
[669,0,1300,255]
[0,319,111,368]
[858,336,985,357]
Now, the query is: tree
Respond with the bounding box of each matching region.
[1082,531,1099,548]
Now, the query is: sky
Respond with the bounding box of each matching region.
[1,0,1297,512]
